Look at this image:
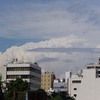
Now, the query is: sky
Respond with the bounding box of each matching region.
[1,0,100,77]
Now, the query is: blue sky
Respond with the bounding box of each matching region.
[0,0,100,41]
[1,0,100,75]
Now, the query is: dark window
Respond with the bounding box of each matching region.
[74,88,77,90]
[72,80,81,83]
[74,94,77,97]
[97,71,100,74]
[87,66,94,69]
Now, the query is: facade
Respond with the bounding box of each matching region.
[68,58,100,100]
[41,72,55,92]
[0,59,41,90]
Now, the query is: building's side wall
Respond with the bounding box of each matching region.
[77,69,96,100]
[68,69,100,100]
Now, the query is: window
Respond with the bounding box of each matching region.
[74,94,77,97]
[7,67,30,71]
[74,88,77,90]
[72,80,81,83]
[87,66,94,69]
[97,71,100,74]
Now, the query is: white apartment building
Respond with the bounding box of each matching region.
[0,59,41,90]
[68,58,100,100]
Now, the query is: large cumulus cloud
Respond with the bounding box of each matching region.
[0,35,89,76]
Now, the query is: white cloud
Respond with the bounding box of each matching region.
[0,35,88,75]
[1,35,100,76]
[21,35,87,50]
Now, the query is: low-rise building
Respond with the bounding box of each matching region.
[0,59,41,90]
[48,72,71,93]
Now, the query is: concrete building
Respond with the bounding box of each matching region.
[68,58,100,100]
[0,59,41,90]
[41,72,55,92]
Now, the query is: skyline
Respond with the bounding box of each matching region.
[1,0,100,76]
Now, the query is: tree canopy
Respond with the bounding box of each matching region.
[5,77,30,100]
[48,91,75,100]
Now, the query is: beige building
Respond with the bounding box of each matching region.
[41,72,55,92]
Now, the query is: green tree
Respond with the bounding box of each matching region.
[0,75,4,100]
[5,77,30,100]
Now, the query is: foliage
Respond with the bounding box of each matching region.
[5,77,30,100]
[0,75,4,100]
[48,91,75,100]
[54,95,63,100]
[28,89,48,100]
[0,85,4,100]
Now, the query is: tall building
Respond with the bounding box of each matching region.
[67,58,100,100]
[0,59,41,90]
[41,72,55,92]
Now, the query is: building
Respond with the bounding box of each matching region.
[0,59,41,90]
[67,58,100,100]
[41,72,55,92]
[53,78,67,92]
[48,72,71,92]
[65,72,72,83]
